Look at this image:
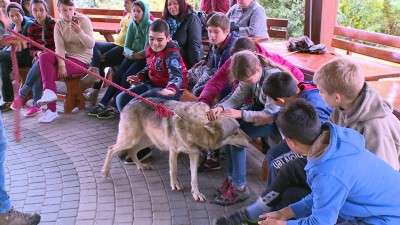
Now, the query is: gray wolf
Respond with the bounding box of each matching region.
[101,98,250,201]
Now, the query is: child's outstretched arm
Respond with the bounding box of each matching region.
[159,51,185,96]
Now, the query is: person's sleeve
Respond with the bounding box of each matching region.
[138,25,150,55]
[54,23,66,67]
[287,174,349,225]
[198,58,231,106]
[165,51,185,93]
[27,26,39,58]
[242,94,280,121]
[124,21,134,56]
[185,14,202,66]
[0,21,5,39]
[77,16,95,49]
[219,82,251,110]
[267,51,304,82]
[238,6,266,37]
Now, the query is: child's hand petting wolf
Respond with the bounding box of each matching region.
[158,88,175,96]
[220,108,243,119]
[248,114,274,126]
[206,106,224,121]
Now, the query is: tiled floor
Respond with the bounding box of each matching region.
[3,100,266,225]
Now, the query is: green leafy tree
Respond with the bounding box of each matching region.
[258,0,305,37]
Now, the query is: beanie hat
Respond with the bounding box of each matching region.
[6,2,25,17]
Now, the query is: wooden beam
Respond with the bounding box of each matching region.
[46,0,59,20]
[304,0,338,51]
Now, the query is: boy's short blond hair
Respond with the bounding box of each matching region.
[313,58,364,99]
[207,12,230,32]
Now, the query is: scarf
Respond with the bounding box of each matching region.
[166,16,182,38]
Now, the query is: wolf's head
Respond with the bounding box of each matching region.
[204,116,250,149]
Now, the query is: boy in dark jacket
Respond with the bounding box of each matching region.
[188,12,238,96]
[116,19,188,164]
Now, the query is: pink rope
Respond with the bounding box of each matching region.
[0,35,22,142]
[3,29,175,141]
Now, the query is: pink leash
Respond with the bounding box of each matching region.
[3,29,175,142]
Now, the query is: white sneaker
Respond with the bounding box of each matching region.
[37,89,57,106]
[38,110,58,123]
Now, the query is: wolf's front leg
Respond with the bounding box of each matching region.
[169,150,183,191]
[189,152,206,201]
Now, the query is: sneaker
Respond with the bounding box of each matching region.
[84,88,100,105]
[81,67,100,84]
[88,103,106,116]
[97,106,119,119]
[124,147,153,164]
[24,106,42,117]
[212,209,254,225]
[0,208,41,225]
[37,89,57,106]
[10,97,23,110]
[213,184,251,206]
[0,102,12,112]
[198,157,221,172]
[214,177,231,198]
[38,110,58,123]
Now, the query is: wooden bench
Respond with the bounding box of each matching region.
[57,73,87,113]
[76,8,163,42]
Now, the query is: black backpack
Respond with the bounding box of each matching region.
[195,11,208,39]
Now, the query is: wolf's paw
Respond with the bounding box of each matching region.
[137,163,152,170]
[171,183,184,191]
[101,168,110,177]
[192,192,206,202]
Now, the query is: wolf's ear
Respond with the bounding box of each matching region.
[204,122,218,134]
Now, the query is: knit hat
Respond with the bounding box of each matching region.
[6,2,25,17]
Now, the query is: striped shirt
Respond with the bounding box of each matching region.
[27,17,56,59]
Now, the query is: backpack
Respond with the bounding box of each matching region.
[195,11,208,39]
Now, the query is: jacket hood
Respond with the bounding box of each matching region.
[298,82,317,93]
[341,82,392,123]
[135,0,151,27]
[306,122,366,170]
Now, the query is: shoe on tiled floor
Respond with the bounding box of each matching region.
[24,106,42,117]
[38,110,58,123]
[198,149,221,172]
[212,208,257,225]
[37,89,57,106]
[88,103,106,116]
[0,102,12,112]
[84,88,99,105]
[124,147,153,164]
[0,208,41,225]
[213,184,251,206]
[10,97,24,110]
[81,67,100,84]
[214,177,231,198]
[96,106,119,119]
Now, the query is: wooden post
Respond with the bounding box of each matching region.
[304,0,338,51]
[46,0,59,20]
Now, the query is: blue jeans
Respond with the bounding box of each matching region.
[226,120,279,187]
[0,113,11,213]
[99,58,146,107]
[116,81,183,112]
[19,61,42,105]
[91,42,124,90]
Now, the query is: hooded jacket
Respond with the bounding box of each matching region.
[288,122,400,225]
[124,0,152,56]
[330,82,400,170]
[198,42,303,107]
[136,41,188,93]
[10,16,33,36]
[219,67,281,120]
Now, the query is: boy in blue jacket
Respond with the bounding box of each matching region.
[249,71,332,186]
[215,99,400,225]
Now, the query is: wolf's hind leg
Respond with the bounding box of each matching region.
[127,137,153,170]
